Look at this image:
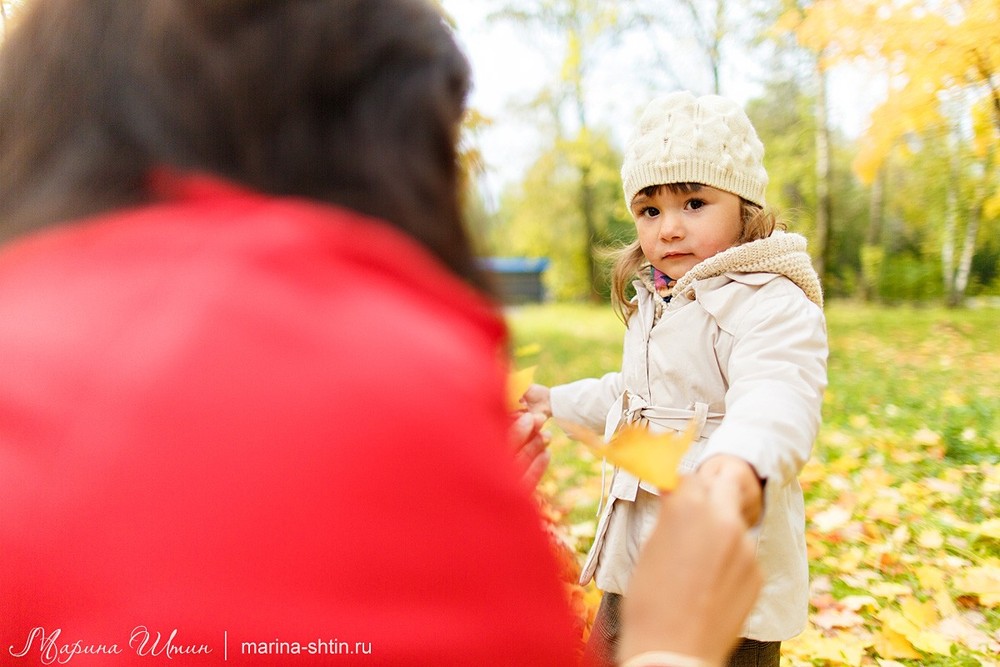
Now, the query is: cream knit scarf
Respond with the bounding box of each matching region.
[639,231,824,315]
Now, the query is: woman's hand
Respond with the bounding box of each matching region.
[509,410,551,489]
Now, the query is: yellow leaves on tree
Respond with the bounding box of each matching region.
[556,420,694,491]
[780,0,1000,184]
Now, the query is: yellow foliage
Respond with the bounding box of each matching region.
[791,0,1000,182]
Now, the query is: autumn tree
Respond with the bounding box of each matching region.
[485,0,625,301]
[771,0,844,285]
[746,73,868,297]
[486,0,757,300]
[790,0,1000,306]
[494,130,631,300]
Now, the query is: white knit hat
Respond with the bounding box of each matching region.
[621,91,768,208]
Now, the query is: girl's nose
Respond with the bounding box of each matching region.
[658,211,683,240]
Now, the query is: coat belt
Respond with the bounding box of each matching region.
[595,390,725,514]
[604,389,723,441]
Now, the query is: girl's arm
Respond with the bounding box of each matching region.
[701,289,828,490]
[549,371,625,432]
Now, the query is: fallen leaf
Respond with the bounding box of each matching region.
[936,615,1000,653]
[873,627,922,660]
[557,420,694,491]
[812,606,865,630]
[784,626,869,666]
[917,527,945,549]
[840,595,878,611]
[812,506,853,533]
[880,607,953,656]
[952,565,1000,607]
[900,595,939,629]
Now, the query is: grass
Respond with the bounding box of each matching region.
[506,300,1000,667]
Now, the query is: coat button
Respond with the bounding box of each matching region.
[685,290,696,300]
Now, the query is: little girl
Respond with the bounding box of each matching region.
[524,91,828,667]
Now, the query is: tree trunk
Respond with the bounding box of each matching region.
[813,61,831,283]
[949,203,980,308]
[710,0,723,94]
[570,25,599,302]
[861,166,885,301]
[942,178,957,301]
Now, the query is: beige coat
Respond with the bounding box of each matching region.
[551,232,828,641]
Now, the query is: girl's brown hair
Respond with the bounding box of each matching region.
[610,183,782,322]
[0,0,490,292]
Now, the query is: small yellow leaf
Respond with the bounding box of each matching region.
[558,420,695,491]
[506,365,536,412]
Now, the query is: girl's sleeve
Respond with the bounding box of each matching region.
[701,289,828,487]
[550,371,625,433]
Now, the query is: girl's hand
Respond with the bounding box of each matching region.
[696,454,765,527]
[620,476,762,666]
[520,383,552,419]
[509,411,551,490]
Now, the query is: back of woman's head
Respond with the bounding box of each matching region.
[0,0,486,288]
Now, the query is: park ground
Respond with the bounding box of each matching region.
[508,301,1000,667]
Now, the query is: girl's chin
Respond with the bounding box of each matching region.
[657,259,697,277]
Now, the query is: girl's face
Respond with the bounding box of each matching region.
[630,184,742,280]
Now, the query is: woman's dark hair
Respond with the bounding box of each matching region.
[0,0,488,290]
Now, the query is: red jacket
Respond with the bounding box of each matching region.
[0,174,577,665]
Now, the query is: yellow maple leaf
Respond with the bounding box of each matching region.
[557,420,694,491]
[880,607,953,656]
[873,627,922,660]
[506,365,536,412]
[900,595,939,629]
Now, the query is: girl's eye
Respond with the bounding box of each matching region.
[686,199,706,210]
[641,206,660,217]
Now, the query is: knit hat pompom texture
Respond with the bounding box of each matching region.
[621,91,768,208]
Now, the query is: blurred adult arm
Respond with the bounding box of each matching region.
[619,477,763,667]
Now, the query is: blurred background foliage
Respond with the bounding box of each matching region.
[447,0,1000,307]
